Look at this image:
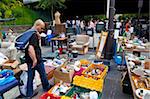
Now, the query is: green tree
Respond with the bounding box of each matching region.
[0,0,23,18]
[38,0,66,21]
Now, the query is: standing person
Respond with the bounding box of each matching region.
[125,20,131,32]
[66,19,71,28]
[25,19,51,97]
[116,20,122,35]
[120,20,125,35]
[89,19,95,29]
[75,16,81,34]
[125,19,131,39]
[80,20,85,32]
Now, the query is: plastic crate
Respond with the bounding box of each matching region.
[73,75,104,92]
[82,63,108,79]
[48,83,71,98]
[65,86,102,99]
[61,96,71,99]
[80,59,91,65]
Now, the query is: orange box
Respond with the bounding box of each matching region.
[82,63,108,79]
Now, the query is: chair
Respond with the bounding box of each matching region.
[71,35,90,54]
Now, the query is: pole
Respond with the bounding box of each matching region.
[138,0,143,22]
[108,0,115,33]
[106,0,110,19]
[138,8,141,20]
[104,0,116,60]
[137,0,143,37]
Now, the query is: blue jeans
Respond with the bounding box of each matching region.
[27,61,50,97]
[76,26,81,35]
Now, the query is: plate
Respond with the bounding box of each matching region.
[135,88,150,99]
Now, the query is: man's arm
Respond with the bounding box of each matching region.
[28,45,37,68]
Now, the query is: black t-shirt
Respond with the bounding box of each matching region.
[25,33,42,64]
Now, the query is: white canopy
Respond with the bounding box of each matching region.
[23,0,40,4]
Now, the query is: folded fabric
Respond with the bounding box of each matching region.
[0,79,18,94]
[0,76,16,86]
[0,69,14,78]
[0,69,16,86]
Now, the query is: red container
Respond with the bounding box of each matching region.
[40,92,61,99]
[58,48,63,54]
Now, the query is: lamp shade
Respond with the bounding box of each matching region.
[138,0,143,8]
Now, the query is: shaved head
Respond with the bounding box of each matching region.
[34,19,45,27]
[33,19,45,33]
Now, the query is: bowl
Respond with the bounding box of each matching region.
[126,44,133,49]
[135,88,150,99]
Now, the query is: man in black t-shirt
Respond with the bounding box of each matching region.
[25,19,51,97]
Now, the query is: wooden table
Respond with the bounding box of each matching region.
[125,56,150,99]
[51,37,68,52]
[121,46,150,66]
[125,56,138,99]
[123,47,150,53]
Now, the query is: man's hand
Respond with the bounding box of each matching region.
[32,59,37,68]
[28,45,37,68]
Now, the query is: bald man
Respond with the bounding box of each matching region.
[25,19,51,97]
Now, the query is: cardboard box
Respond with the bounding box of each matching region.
[2,60,19,69]
[44,66,55,80]
[53,67,74,83]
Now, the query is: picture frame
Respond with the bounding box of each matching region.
[96,32,108,58]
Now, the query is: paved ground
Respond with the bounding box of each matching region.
[101,59,133,99]
[3,46,133,99]
[34,47,133,99]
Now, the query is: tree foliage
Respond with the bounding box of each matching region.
[0,0,23,18]
[38,0,66,21]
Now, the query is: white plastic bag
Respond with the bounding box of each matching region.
[89,91,98,99]
[19,71,37,96]
[0,52,9,65]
